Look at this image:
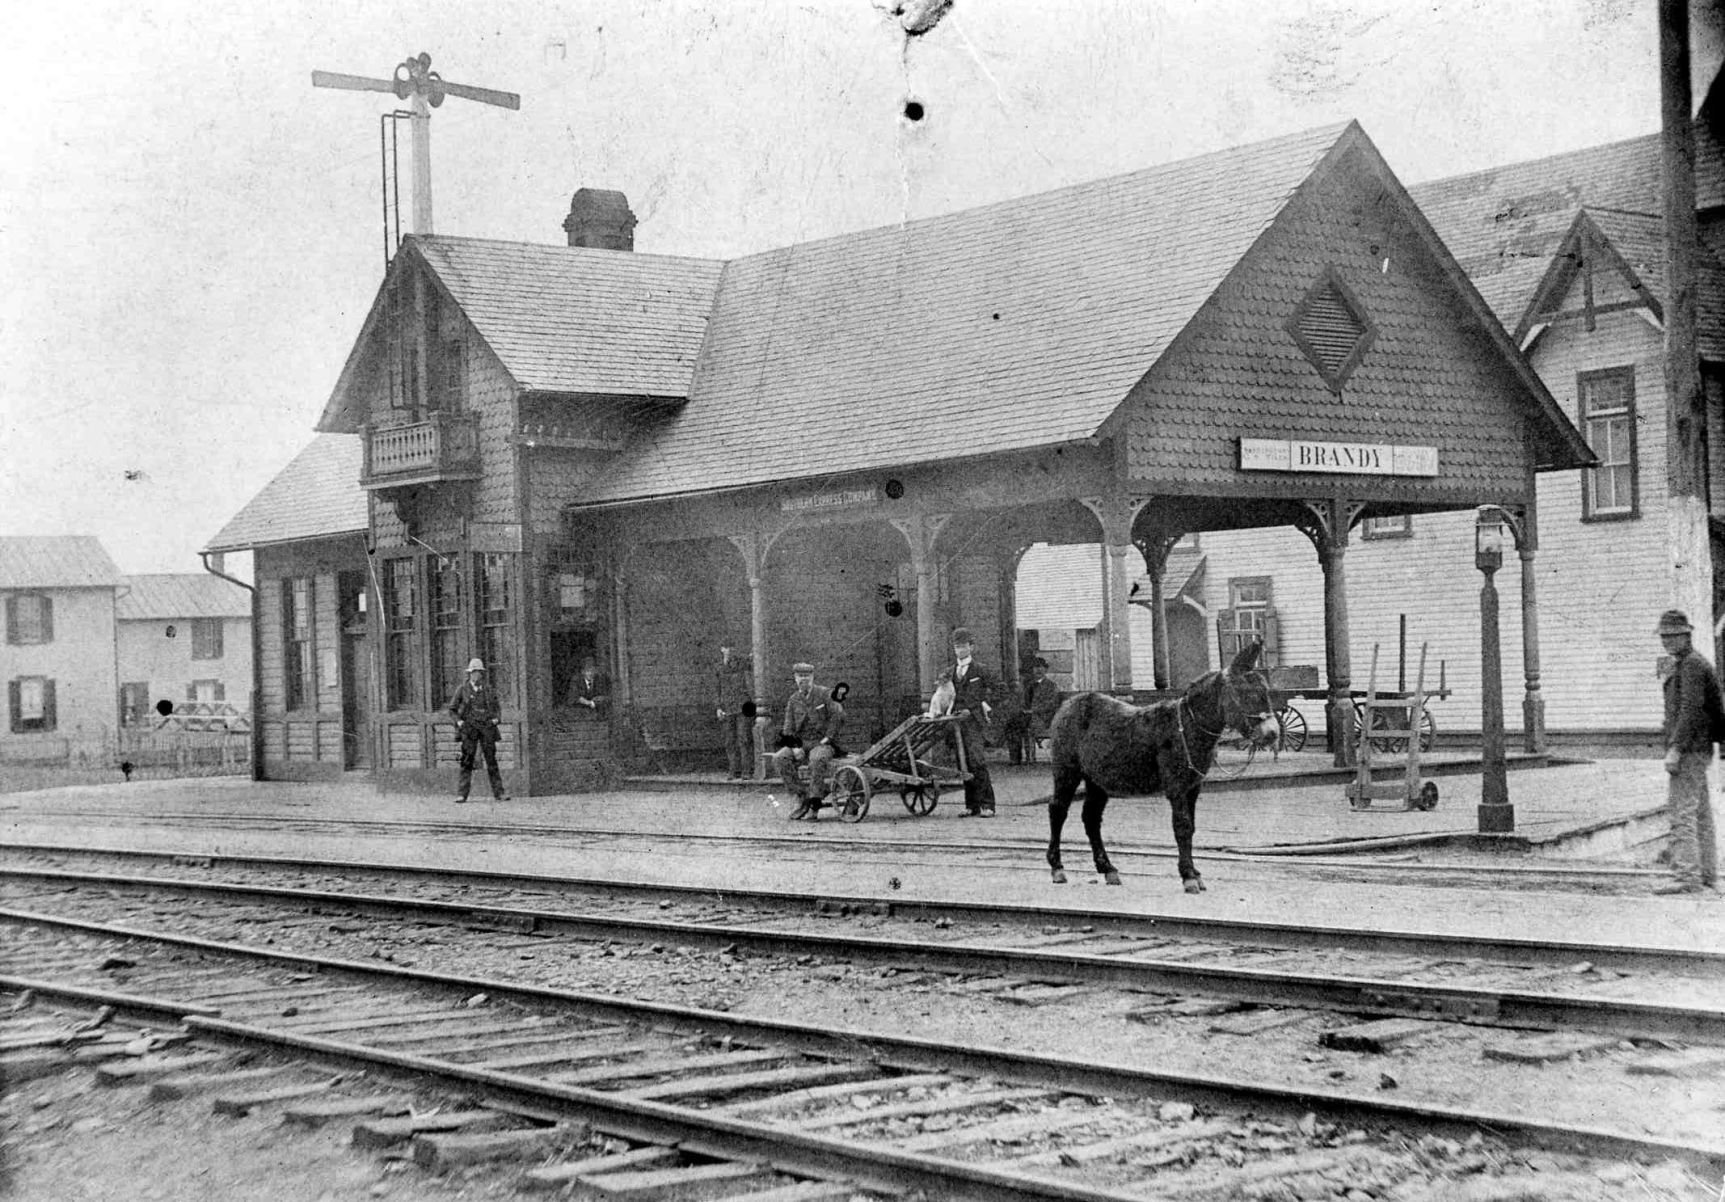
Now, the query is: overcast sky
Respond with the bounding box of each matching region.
[0,0,1712,575]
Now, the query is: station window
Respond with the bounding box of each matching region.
[191,617,223,660]
[1361,514,1412,540]
[430,556,464,708]
[1219,577,1279,667]
[5,594,53,645]
[1580,367,1638,520]
[282,577,315,711]
[381,558,419,711]
[476,553,516,704]
[119,682,149,727]
[8,676,56,733]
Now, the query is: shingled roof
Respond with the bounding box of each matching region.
[0,536,122,589]
[575,122,1355,505]
[205,435,367,553]
[118,574,251,620]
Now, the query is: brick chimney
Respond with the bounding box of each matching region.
[563,188,637,251]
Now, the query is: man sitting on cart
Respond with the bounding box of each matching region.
[774,661,846,820]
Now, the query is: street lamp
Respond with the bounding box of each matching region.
[1475,505,1514,831]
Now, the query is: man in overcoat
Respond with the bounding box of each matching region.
[714,639,756,779]
[774,661,844,819]
[449,657,508,803]
[943,628,997,816]
[1657,609,1722,894]
[1005,657,1063,765]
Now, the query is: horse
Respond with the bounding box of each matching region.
[1046,641,1278,893]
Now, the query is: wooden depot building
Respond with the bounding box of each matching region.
[208,121,1591,794]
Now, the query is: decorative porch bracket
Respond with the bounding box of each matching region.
[1295,496,1367,767]
[889,514,954,695]
[1078,494,1153,693]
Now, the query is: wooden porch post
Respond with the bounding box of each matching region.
[891,514,952,695]
[1080,495,1150,693]
[1136,532,1181,691]
[997,545,1029,691]
[728,531,775,780]
[1298,497,1363,767]
[1503,503,1545,753]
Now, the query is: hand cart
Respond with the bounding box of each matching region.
[1346,642,1439,811]
[821,713,973,823]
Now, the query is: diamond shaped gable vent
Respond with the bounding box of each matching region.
[1286,268,1376,392]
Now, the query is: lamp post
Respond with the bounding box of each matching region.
[1475,506,1514,831]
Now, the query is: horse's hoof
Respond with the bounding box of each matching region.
[1183,879,1205,894]
[1050,870,1067,885]
[1104,871,1122,886]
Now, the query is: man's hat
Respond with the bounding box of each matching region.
[951,627,975,645]
[1656,610,1695,635]
[792,661,815,674]
[1033,657,1049,668]
[467,658,487,672]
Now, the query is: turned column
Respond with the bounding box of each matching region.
[1297,497,1364,767]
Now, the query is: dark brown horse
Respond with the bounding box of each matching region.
[1046,642,1277,893]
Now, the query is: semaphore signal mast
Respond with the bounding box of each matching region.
[312,52,520,241]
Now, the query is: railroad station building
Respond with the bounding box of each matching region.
[209,120,1608,795]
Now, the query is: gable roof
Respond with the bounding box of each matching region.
[0,536,123,589]
[318,239,724,430]
[205,435,368,553]
[118,574,251,620]
[576,122,1355,505]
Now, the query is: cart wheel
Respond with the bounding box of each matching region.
[1416,780,1439,811]
[1276,704,1307,753]
[900,783,939,815]
[833,765,871,823]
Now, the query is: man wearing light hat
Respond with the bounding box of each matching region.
[448,658,508,804]
[774,661,844,819]
[1656,610,1721,894]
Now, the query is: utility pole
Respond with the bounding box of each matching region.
[312,52,520,236]
[1660,0,1714,628]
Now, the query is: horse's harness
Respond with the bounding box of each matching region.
[1173,678,1273,782]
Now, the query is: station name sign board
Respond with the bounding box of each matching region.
[780,487,879,514]
[1239,438,1439,478]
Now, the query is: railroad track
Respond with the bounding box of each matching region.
[3,907,1720,1201]
[1,853,1719,1047]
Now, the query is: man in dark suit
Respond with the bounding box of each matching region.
[448,657,508,803]
[774,661,845,819]
[1005,657,1063,764]
[943,628,997,816]
[714,638,755,779]
[568,657,610,717]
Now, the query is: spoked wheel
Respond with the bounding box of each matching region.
[900,782,940,815]
[832,765,871,823]
[1275,704,1308,752]
[1361,708,1437,755]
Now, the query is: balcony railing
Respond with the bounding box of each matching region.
[362,412,482,489]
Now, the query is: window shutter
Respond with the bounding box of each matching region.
[215,682,226,702]
[7,680,18,732]
[42,680,55,731]
[187,683,196,702]
[1262,609,1280,668]
[41,597,53,643]
[1216,609,1236,663]
[4,597,15,645]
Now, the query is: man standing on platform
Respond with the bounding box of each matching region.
[714,638,755,779]
[774,662,844,819]
[449,658,508,804]
[944,628,997,816]
[1657,609,1721,894]
[1005,657,1063,765]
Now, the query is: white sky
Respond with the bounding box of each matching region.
[0,0,1712,575]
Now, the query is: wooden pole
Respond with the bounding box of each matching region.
[1661,0,1714,626]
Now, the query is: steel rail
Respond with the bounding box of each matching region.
[3,841,1713,977]
[3,905,1721,1174]
[3,866,1720,1042]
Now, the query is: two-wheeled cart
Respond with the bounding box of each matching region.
[822,713,973,823]
[1346,642,1440,811]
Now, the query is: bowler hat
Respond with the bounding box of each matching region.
[466,658,487,672]
[792,661,815,674]
[1656,610,1694,635]
[951,627,975,645]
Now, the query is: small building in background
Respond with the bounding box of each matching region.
[115,574,253,727]
[0,536,124,764]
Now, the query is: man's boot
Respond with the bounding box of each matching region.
[789,798,811,820]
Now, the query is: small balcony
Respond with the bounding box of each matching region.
[362,413,482,490]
